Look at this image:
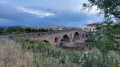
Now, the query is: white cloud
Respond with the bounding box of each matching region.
[87,20,94,24]
[17,7,55,17]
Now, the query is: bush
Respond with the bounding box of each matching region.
[0,27,4,35]
[4,26,25,34]
[17,39,120,67]
[1,39,119,67]
[0,39,33,67]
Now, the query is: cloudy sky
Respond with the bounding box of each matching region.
[0,0,103,27]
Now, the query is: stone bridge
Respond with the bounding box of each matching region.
[0,29,88,47]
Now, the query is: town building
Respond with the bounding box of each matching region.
[62,27,79,30]
[35,26,64,30]
[79,23,100,32]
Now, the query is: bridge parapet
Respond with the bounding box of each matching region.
[0,29,85,39]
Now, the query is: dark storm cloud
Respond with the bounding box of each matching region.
[0,3,102,27]
[0,3,38,20]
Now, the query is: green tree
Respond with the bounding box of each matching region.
[25,28,32,33]
[0,28,4,35]
[89,21,120,54]
[5,26,25,34]
[48,28,54,31]
[31,29,38,32]
[83,0,120,54]
[38,29,49,32]
[83,0,120,20]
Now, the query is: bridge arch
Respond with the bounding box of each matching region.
[55,37,59,44]
[62,35,70,43]
[73,32,80,41]
[86,35,88,38]
[59,35,70,47]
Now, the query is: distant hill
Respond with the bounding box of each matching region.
[0,26,26,28]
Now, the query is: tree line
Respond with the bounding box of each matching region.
[0,26,54,35]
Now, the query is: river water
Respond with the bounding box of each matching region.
[62,43,89,52]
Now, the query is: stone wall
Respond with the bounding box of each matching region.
[0,29,88,47]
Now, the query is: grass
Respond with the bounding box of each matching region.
[0,39,120,67]
[0,39,33,67]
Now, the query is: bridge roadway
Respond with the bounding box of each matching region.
[0,29,88,47]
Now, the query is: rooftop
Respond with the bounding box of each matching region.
[86,23,100,26]
[35,26,64,29]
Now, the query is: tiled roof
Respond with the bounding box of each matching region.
[87,23,100,26]
[35,26,64,29]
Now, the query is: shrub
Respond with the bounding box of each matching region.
[0,27,4,35]
[0,39,33,67]
[4,39,120,67]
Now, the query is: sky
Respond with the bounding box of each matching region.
[0,0,103,27]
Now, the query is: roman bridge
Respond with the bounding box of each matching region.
[0,29,88,47]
